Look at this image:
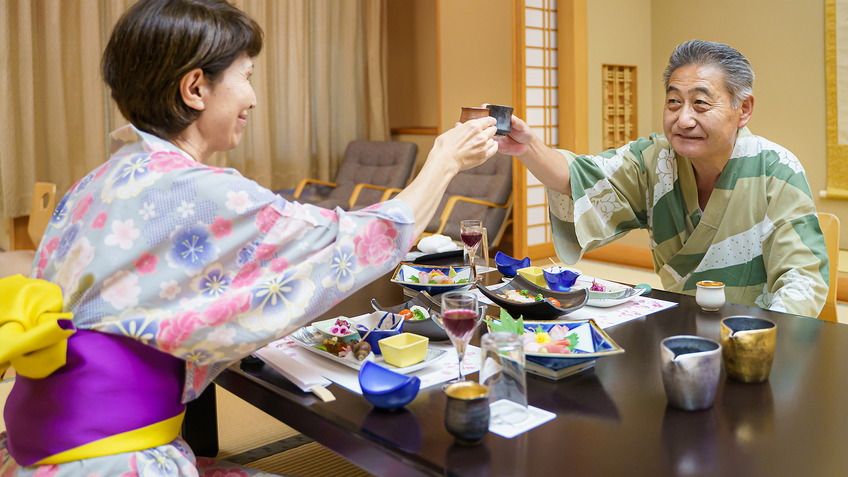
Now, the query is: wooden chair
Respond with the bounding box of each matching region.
[0,182,57,279]
[817,212,840,322]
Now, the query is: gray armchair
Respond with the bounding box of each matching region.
[279,140,417,210]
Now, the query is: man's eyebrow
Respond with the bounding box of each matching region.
[666,85,715,98]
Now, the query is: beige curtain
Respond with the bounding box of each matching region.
[0,0,389,217]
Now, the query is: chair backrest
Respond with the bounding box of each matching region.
[328,140,418,207]
[426,153,512,245]
[817,212,840,322]
[28,182,57,246]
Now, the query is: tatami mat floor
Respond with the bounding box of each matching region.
[1,258,845,476]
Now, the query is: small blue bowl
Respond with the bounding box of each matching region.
[359,361,421,410]
[543,266,580,292]
[495,251,531,277]
[356,313,404,355]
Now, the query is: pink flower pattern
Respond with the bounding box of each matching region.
[118,454,138,477]
[202,468,251,477]
[209,216,233,240]
[32,465,59,477]
[201,292,251,326]
[71,193,94,223]
[353,219,399,267]
[269,257,290,273]
[157,311,203,353]
[133,251,159,275]
[255,205,279,233]
[254,244,277,261]
[230,261,262,289]
[148,151,199,173]
[43,236,60,256]
[319,208,339,223]
[92,212,108,230]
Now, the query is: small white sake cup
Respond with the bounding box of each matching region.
[696,281,725,312]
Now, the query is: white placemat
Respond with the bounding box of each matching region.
[263,337,482,395]
[488,400,556,438]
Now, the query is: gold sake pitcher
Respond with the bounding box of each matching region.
[720,316,777,383]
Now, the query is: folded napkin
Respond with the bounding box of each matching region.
[417,234,460,254]
[255,345,335,401]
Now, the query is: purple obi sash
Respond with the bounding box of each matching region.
[4,330,186,466]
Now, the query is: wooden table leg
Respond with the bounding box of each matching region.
[182,384,219,457]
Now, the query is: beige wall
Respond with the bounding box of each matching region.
[390,133,437,177]
[438,0,513,133]
[387,0,438,129]
[587,0,653,154]
[586,0,654,249]
[651,0,848,248]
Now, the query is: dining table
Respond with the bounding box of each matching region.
[183,262,848,476]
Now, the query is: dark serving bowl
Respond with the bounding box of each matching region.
[494,251,531,278]
[372,293,449,342]
[476,273,588,320]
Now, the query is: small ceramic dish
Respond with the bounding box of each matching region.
[379,333,429,368]
[355,312,404,355]
[390,263,473,296]
[476,274,588,320]
[289,326,447,374]
[543,266,580,292]
[494,251,531,277]
[359,361,421,410]
[371,293,449,342]
[517,266,547,288]
[486,319,624,380]
[312,317,360,343]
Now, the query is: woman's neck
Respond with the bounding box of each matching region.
[169,124,209,163]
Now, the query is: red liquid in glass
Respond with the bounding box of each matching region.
[461,231,482,248]
[443,309,478,341]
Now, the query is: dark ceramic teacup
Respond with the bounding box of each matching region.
[444,382,489,445]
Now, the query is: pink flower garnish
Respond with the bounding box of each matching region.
[331,326,341,334]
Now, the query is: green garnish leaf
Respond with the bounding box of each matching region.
[456,278,469,284]
[535,325,546,334]
[565,332,579,351]
[535,293,544,302]
[315,345,327,352]
[410,276,420,283]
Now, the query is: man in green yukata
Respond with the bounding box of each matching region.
[496,40,829,318]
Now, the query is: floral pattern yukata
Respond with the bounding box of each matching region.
[547,127,828,318]
[0,125,415,477]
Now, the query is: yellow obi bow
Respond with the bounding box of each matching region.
[0,274,75,379]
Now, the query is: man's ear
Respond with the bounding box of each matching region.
[179,68,209,112]
[737,94,754,129]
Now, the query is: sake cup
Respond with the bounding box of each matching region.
[459,107,489,124]
[660,336,722,411]
[444,382,489,445]
[696,280,725,311]
[720,316,776,383]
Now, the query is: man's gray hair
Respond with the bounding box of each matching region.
[663,40,754,108]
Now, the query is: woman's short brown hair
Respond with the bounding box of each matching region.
[102,0,263,139]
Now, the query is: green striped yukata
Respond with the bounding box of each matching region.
[547,127,828,318]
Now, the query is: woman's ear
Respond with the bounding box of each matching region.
[179,68,209,111]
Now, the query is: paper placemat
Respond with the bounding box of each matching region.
[488,400,556,439]
[264,338,482,395]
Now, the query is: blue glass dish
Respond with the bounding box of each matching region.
[358,360,421,410]
[543,266,580,292]
[494,251,531,277]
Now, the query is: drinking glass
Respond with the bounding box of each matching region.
[480,332,528,425]
[460,220,483,269]
[436,291,484,382]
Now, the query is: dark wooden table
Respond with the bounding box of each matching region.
[188,269,848,476]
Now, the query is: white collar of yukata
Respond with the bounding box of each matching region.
[109,124,196,163]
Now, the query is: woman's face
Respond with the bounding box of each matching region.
[196,53,257,153]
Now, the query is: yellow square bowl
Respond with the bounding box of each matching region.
[517,266,547,288]
[378,333,429,368]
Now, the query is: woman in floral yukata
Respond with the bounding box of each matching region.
[0,1,499,476]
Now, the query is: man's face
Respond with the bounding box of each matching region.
[662,64,751,166]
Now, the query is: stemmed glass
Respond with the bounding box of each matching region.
[460,220,483,270]
[435,291,484,382]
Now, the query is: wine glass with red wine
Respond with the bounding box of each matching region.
[437,291,483,382]
[460,220,483,270]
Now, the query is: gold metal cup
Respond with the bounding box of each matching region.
[720,316,777,383]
